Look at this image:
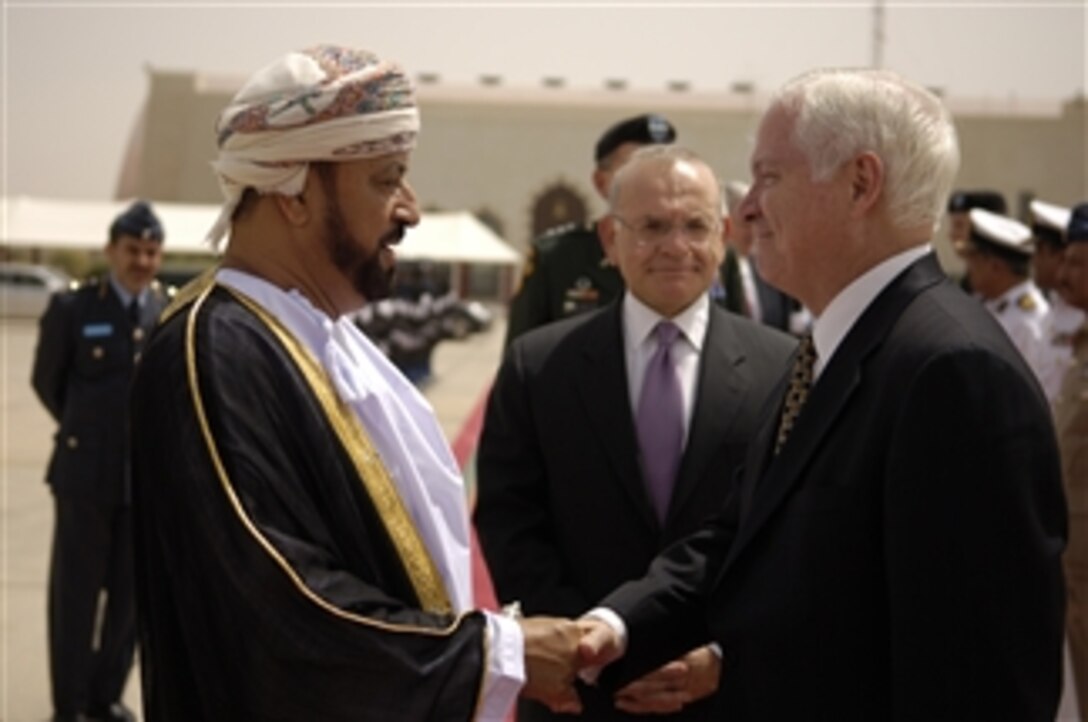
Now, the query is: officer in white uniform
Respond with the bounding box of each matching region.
[957,208,1050,383]
[1029,199,1084,403]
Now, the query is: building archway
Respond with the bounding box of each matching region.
[530,182,589,238]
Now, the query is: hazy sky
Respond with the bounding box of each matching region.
[3,1,1085,201]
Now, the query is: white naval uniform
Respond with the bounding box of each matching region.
[1027,292,1086,404]
[984,279,1050,386]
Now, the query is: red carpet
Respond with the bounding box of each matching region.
[450,382,501,612]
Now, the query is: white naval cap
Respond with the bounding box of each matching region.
[1030,199,1071,231]
[967,208,1034,256]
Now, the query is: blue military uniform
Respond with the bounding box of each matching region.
[34,276,169,501]
[31,201,169,722]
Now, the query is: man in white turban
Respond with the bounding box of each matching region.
[129,45,584,721]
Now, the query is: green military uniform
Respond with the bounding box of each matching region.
[505,221,623,347]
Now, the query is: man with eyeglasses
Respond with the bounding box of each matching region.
[504,114,677,349]
[476,146,795,721]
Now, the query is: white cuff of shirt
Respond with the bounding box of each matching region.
[477,610,524,721]
[578,606,628,684]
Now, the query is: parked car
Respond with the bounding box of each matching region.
[0,262,71,319]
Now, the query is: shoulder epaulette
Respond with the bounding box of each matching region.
[535,221,595,252]
[150,279,178,300]
[69,276,104,294]
[1017,293,1037,312]
[544,221,582,237]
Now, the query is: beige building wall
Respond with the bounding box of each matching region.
[122,68,1087,278]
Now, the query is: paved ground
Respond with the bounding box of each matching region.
[0,314,505,722]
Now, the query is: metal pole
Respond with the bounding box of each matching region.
[872,0,886,69]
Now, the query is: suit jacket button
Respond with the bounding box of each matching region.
[92,346,104,360]
[133,327,145,342]
[66,435,78,449]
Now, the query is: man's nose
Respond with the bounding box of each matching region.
[398,183,421,227]
[739,191,761,223]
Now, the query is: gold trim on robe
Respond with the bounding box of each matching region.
[184,280,460,626]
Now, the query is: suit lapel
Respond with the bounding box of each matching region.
[723,254,948,571]
[575,304,660,531]
[668,309,747,521]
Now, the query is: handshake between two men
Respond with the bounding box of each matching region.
[517,616,721,715]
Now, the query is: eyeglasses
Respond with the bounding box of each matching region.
[611,213,721,248]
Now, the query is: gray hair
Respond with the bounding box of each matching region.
[608,145,725,213]
[771,68,960,232]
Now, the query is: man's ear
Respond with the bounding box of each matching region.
[849,151,884,216]
[591,168,610,200]
[273,191,311,228]
[274,166,326,227]
[598,214,620,265]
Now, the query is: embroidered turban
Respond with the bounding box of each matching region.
[206,45,420,247]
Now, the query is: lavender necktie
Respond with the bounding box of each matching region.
[636,322,684,524]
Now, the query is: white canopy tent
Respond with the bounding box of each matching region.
[1,196,521,266]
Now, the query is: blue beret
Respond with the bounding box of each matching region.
[594,114,677,163]
[109,201,164,243]
[1068,203,1088,243]
[947,190,1007,215]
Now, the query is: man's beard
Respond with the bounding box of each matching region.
[323,201,398,302]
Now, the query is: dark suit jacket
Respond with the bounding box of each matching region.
[600,254,1068,721]
[720,248,797,332]
[476,299,795,720]
[32,278,168,505]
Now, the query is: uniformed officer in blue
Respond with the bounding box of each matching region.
[31,200,169,722]
[504,114,677,347]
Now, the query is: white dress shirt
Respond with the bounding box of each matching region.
[812,245,931,379]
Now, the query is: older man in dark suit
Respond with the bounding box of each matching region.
[580,69,1067,721]
[476,146,795,720]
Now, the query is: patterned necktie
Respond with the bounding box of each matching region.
[774,333,817,455]
[636,322,684,524]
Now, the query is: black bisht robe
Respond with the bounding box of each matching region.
[130,281,488,721]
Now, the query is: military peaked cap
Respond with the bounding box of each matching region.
[594,114,677,163]
[947,190,1007,215]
